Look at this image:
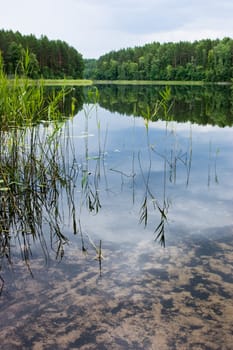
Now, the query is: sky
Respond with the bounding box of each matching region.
[1,0,233,58]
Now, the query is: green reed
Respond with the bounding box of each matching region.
[0,80,108,293]
[0,52,80,292]
[0,50,73,128]
[0,126,66,264]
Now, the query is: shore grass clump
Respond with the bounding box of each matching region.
[0,50,79,284]
[0,50,73,128]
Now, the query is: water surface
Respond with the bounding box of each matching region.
[0,85,233,349]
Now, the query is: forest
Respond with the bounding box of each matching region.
[84,38,233,82]
[1,29,232,82]
[0,29,84,78]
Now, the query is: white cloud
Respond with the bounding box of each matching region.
[0,0,233,57]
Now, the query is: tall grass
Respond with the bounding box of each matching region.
[0,50,73,128]
[0,51,80,292]
[0,70,107,292]
[0,120,69,267]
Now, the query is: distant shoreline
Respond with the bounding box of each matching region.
[93,80,206,86]
[12,79,232,86]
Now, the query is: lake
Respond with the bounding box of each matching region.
[0,84,233,349]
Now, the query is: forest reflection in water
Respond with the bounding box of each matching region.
[0,85,233,349]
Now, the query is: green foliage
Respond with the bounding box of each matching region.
[84,59,98,79]
[85,38,233,82]
[0,29,84,79]
[0,51,76,128]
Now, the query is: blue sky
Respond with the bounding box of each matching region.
[1,0,233,58]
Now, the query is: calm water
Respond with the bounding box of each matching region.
[0,85,233,349]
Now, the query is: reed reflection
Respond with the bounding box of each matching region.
[0,85,225,294]
[0,88,104,292]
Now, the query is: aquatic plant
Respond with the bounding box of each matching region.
[0,50,74,128]
[0,53,81,292]
[138,150,169,247]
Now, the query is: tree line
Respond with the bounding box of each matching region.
[84,38,233,82]
[0,29,84,78]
